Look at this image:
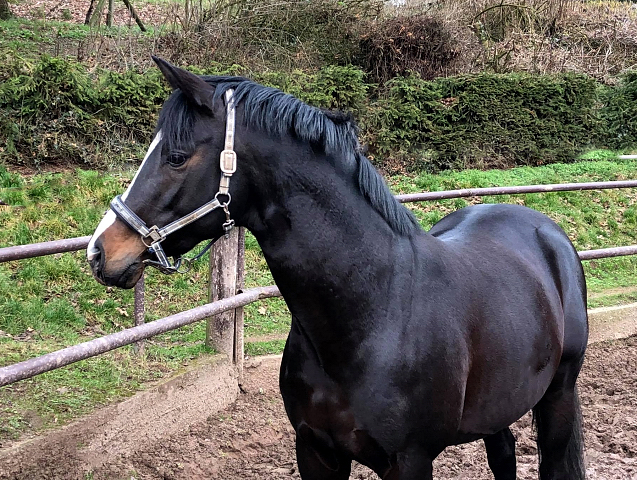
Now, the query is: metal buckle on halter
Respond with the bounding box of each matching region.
[145,256,190,275]
[145,235,213,275]
[220,149,237,174]
[144,240,191,274]
[145,240,173,272]
[142,225,165,248]
[222,204,234,233]
[214,192,234,238]
[223,219,235,236]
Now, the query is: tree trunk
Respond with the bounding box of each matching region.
[85,0,95,24]
[121,0,146,32]
[0,0,12,20]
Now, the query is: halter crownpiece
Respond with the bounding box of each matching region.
[110,89,237,274]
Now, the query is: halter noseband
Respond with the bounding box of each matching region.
[110,89,237,274]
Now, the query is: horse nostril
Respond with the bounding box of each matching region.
[93,250,102,269]
[87,247,99,263]
[88,240,105,276]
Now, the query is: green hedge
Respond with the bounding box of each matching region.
[0,56,635,171]
[599,71,637,150]
[0,56,169,167]
[365,73,602,170]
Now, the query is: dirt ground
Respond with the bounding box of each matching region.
[66,335,636,480]
[1,336,636,479]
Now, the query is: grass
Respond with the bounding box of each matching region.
[578,149,625,161]
[0,17,89,53]
[245,339,287,356]
[587,290,637,309]
[1,156,637,442]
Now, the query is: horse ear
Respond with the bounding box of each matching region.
[151,55,214,111]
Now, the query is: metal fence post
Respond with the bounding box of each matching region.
[206,228,245,380]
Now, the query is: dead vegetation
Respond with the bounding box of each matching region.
[430,0,637,80]
[359,14,459,83]
[5,0,637,80]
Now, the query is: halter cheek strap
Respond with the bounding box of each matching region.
[110,89,237,274]
[219,88,237,197]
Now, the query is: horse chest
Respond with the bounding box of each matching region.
[280,336,393,473]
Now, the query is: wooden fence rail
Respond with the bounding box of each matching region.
[0,286,280,387]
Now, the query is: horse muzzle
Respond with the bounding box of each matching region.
[88,234,146,289]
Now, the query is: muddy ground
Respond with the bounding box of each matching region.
[3,335,637,479]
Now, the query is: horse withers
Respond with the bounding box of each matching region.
[87,57,588,480]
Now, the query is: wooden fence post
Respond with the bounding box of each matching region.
[206,228,245,381]
[234,229,245,384]
[133,274,145,355]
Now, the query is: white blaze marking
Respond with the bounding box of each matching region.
[86,131,163,260]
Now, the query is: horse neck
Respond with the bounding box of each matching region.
[242,148,409,343]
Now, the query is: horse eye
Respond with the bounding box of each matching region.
[167,153,188,167]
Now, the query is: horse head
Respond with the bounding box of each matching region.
[87,57,252,288]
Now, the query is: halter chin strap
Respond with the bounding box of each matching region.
[110,89,237,274]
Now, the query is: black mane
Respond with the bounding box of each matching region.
[156,76,419,236]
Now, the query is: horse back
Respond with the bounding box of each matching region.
[429,203,587,322]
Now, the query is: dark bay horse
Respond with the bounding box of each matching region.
[87,57,588,479]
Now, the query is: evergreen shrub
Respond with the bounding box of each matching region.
[365,72,602,170]
[599,72,637,150]
[0,56,634,172]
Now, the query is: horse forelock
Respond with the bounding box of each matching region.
[155,76,419,236]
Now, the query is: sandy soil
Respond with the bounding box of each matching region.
[0,337,635,479]
[66,335,637,480]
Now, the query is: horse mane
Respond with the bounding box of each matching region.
[156,76,420,236]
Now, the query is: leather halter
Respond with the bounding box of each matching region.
[110,89,237,274]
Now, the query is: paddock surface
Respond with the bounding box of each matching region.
[3,335,635,479]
